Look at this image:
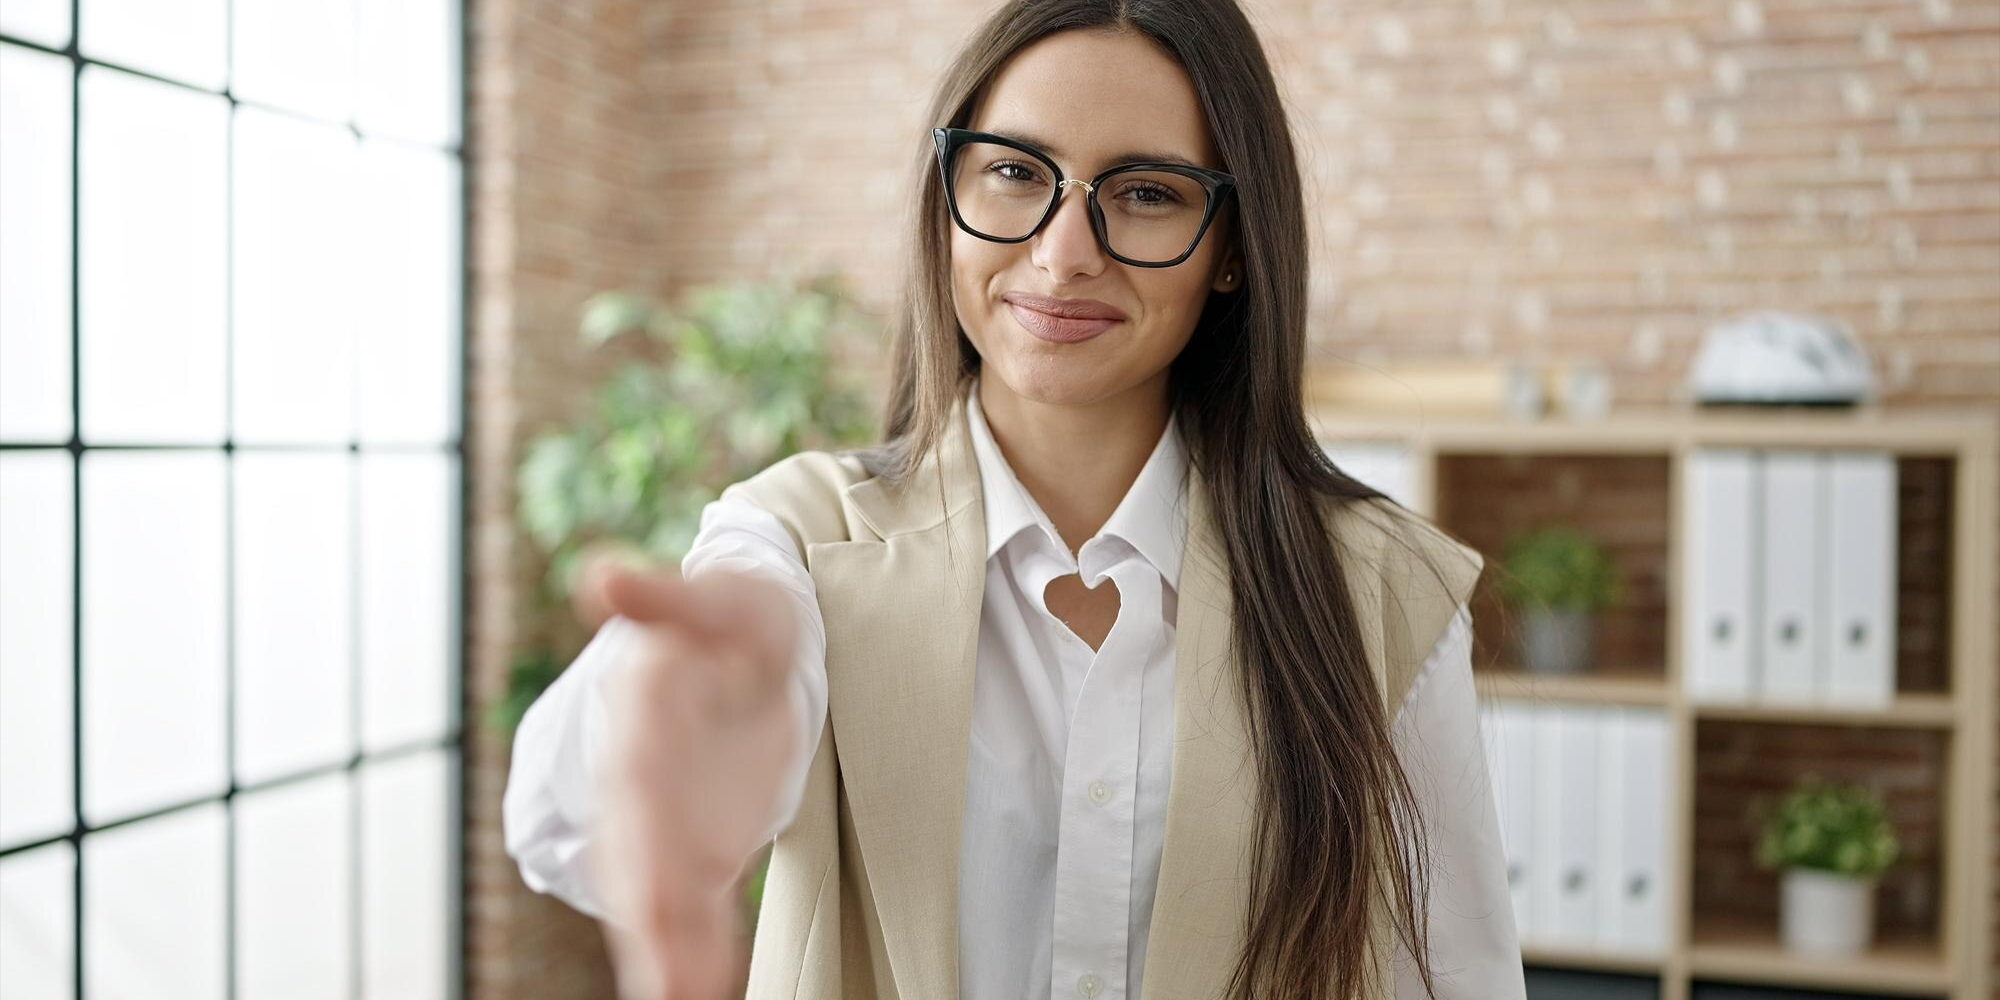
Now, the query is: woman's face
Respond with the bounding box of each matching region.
[951,28,1239,408]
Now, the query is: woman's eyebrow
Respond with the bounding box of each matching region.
[983,127,1201,170]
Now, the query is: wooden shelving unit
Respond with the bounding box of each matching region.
[1309,402,1997,1000]
[1474,669,1672,708]
[1692,693,1959,730]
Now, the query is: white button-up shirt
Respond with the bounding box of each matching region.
[958,377,1181,1000]
[502,376,1524,1000]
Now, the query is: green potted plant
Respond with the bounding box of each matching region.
[500,267,878,950]
[1753,774,1900,957]
[1496,525,1621,674]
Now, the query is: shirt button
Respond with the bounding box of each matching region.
[1077,972,1104,998]
[1088,781,1110,805]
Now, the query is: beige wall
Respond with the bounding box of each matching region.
[464,0,2000,995]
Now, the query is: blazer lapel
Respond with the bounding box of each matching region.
[1139,459,1258,1000]
[806,398,987,998]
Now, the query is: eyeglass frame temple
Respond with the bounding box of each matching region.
[930,126,1236,268]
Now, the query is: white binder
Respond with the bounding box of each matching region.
[1611,707,1669,953]
[1684,449,1758,702]
[1486,700,1536,940]
[1823,451,1898,707]
[1593,707,1629,951]
[1532,705,1599,946]
[1529,703,1563,947]
[1758,451,1824,703]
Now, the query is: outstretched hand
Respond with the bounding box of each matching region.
[572,545,801,1000]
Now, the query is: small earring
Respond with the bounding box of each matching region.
[1223,271,1235,283]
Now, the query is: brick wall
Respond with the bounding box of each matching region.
[462,0,1999,996]
[464,0,671,997]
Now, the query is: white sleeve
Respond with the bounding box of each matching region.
[500,492,830,922]
[1390,602,1527,1000]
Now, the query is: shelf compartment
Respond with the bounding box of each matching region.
[1689,721,1947,988]
[1894,457,1954,697]
[1434,452,1672,681]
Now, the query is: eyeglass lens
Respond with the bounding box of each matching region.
[949,141,1210,263]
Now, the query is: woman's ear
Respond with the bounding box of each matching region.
[1211,248,1242,293]
[1209,209,1242,292]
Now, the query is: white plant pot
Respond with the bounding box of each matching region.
[1780,867,1876,957]
[1517,607,1593,675]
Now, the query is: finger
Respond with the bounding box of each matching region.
[573,543,653,630]
[600,563,701,629]
[604,923,668,1000]
[655,899,739,1000]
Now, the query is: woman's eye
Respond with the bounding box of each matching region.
[989,161,1043,183]
[1119,182,1179,205]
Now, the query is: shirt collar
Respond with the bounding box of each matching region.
[963,373,1189,590]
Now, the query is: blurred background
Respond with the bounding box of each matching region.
[0,1,1992,999]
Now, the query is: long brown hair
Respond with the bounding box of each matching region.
[862,1,1454,997]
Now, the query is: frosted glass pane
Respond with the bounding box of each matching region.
[233,107,360,446]
[0,46,74,443]
[355,140,459,446]
[358,454,454,750]
[232,0,355,124]
[83,804,225,1000]
[234,453,353,784]
[81,452,227,824]
[78,68,228,446]
[0,2,69,50]
[236,776,351,1000]
[0,841,74,1000]
[354,0,459,147]
[361,751,450,1000]
[0,0,71,49]
[78,0,226,91]
[0,452,74,848]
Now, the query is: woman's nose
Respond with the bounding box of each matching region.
[1031,179,1108,278]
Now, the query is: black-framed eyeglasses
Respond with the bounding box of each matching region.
[932,126,1236,268]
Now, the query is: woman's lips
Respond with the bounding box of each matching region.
[1007,301,1120,343]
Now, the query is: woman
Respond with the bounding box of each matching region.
[504,2,1524,999]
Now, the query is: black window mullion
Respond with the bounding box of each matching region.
[67,0,85,994]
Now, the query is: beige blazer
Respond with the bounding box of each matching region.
[725,398,1483,1000]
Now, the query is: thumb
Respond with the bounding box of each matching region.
[599,563,700,629]
[600,565,798,696]
[571,541,655,630]
[604,925,668,1000]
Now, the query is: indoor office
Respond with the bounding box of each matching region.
[0,2,1993,1000]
